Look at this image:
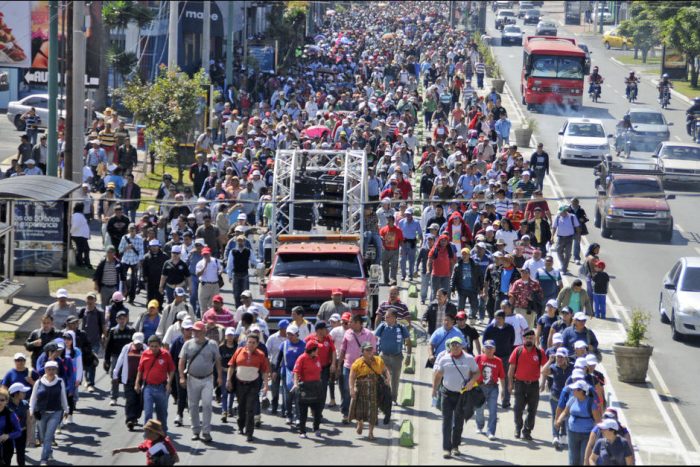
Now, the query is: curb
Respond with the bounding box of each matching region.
[399,382,415,407]
[407,284,418,298]
[398,420,415,447]
[403,354,416,375]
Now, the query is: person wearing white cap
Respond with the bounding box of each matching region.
[8,381,31,465]
[1,352,40,402]
[561,309,599,357]
[45,289,77,330]
[29,359,69,464]
[142,238,168,307]
[397,207,422,281]
[542,346,573,449]
[219,327,238,422]
[589,418,634,466]
[157,290,195,340]
[23,159,43,175]
[168,319,194,427]
[556,379,602,465]
[112,332,146,430]
[118,223,144,304]
[535,299,559,350]
[159,244,192,305]
[238,178,260,224]
[161,310,195,349]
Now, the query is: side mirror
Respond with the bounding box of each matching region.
[667,194,676,200]
[667,122,674,126]
[558,131,564,135]
[607,134,614,138]
[664,281,676,290]
[651,154,658,158]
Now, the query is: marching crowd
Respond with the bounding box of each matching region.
[2,1,634,466]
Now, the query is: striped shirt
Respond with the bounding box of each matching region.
[99,130,116,147]
[475,62,485,74]
[375,300,411,322]
[102,261,119,286]
[494,198,512,217]
[24,114,40,128]
[202,308,236,328]
[118,234,144,265]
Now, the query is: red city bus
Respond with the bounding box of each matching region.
[521,36,588,111]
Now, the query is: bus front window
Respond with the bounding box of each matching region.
[529,56,584,79]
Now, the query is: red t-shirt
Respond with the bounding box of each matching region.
[508,345,545,382]
[305,334,335,367]
[429,245,453,277]
[475,354,505,385]
[293,352,322,382]
[138,349,175,386]
[138,436,177,465]
[379,225,403,250]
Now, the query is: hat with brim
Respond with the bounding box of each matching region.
[445,336,464,350]
[144,419,166,437]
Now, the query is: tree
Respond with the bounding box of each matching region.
[267,3,307,70]
[618,17,660,63]
[662,6,700,87]
[116,66,210,183]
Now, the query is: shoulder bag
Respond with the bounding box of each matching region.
[451,355,486,411]
[298,379,323,404]
[183,340,210,377]
[367,358,392,415]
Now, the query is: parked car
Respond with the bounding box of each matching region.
[652,142,700,185]
[625,107,672,151]
[557,118,612,164]
[659,257,700,340]
[501,25,524,46]
[6,93,104,131]
[495,10,517,30]
[603,29,633,50]
[522,9,541,24]
[536,20,558,36]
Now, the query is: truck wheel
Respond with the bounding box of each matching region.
[660,294,670,324]
[601,218,612,238]
[594,209,601,228]
[661,228,673,243]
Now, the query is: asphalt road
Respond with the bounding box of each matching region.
[0,112,22,166]
[487,3,700,452]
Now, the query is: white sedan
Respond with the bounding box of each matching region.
[660,257,700,340]
[557,118,612,164]
[652,142,700,185]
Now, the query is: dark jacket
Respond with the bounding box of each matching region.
[485,265,521,298]
[104,325,136,365]
[93,258,126,289]
[120,182,142,212]
[482,322,516,359]
[24,328,59,369]
[142,251,169,285]
[526,218,552,249]
[422,301,458,335]
[450,258,484,292]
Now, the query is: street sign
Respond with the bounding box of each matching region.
[23,69,99,87]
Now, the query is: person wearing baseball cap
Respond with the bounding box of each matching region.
[560,307,599,356]
[474,339,506,441]
[508,326,546,441]
[432,334,480,458]
[194,244,223,311]
[178,317,221,443]
[142,237,168,309]
[30,359,69,464]
[156,286,195,339]
[589,418,634,466]
[541,343,573,448]
[159,242,192,305]
[397,206,421,282]
[202,294,236,330]
[317,289,350,322]
[45,288,77,330]
[556,378,601,465]
[3,352,39,406]
[535,298,559,350]
[111,331,146,430]
[292,336,325,438]
[104,307,136,407]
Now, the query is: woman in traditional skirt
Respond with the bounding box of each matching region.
[348,342,391,440]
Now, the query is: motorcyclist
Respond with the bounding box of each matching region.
[624,71,639,99]
[614,114,633,155]
[657,73,673,101]
[589,66,603,96]
[685,97,700,136]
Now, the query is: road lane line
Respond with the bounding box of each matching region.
[674,136,682,141]
[676,223,686,234]
[500,76,700,461]
[694,247,700,256]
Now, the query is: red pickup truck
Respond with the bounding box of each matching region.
[262,235,371,329]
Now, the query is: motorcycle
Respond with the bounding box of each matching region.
[615,129,633,158]
[627,82,638,103]
[660,86,671,109]
[590,80,603,103]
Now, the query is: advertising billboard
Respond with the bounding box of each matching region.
[13,200,68,277]
[248,45,276,74]
[0,3,31,68]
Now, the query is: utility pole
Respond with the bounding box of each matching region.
[71,0,86,183]
[65,0,73,180]
[47,0,59,177]
[202,1,211,72]
[168,0,179,71]
[243,1,248,72]
[225,0,234,90]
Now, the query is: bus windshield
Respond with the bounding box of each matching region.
[529,55,584,79]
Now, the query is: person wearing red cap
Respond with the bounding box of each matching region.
[178,321,222,442]
[292,340,324,438]
[202,295,236,330]
[591,261,609,319]
[379,214,403,286]
[317,290,350,323]
[195,247,222,311]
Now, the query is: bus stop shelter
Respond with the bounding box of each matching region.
[0,177,81,299]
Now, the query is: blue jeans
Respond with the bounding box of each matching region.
[220,368,234,415]
[568,430,590,465]
[593,293,607,319]
[573,233,582,262]
[143,384,169,432]
[85,341,100,386]
[164,285,176,304]
[231,274,249,308]
[549,395,567,438]
[190,275,200,318]
[475,384,499,436]
[341,366,351,417]
[39,410,62,462]
[363,232,382,264]
[420,271,431,303]
[282,371,299,422]
[400,242,417,278]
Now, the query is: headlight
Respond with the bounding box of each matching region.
[657,211,669,218]
[272,299,286,309]
[347,299,361,308]
[680,307,699,316]
[607,208,624,216]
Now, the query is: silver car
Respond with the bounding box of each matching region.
[625,108,672,151]
[660,257,700,340]
[652,142,700,185]
[6,94,66,131]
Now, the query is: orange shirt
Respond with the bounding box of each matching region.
[229,347,270,382]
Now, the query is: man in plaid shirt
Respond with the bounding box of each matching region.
[118,224,144,304]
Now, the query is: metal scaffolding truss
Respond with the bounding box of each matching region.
[271,149,367,250]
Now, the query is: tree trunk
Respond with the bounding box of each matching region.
[641,47,649,64]
[690,57,698,88]
[634,47,639,60]
[93,2,108,109]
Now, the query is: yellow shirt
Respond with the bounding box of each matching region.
[534,218,542,244]
[351,355,385,379]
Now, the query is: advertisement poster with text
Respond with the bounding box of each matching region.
[13,200,67,277]
[0,3,31,68]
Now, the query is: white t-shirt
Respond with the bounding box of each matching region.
[523,258,545,279]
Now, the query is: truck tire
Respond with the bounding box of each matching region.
[661,227,673,243]
[601,218,612,238]
[594,209,601,228]
[659,293,670,324]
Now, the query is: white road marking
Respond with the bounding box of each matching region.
[501,78,700,461]
[674,136,683,141]
[675,223,686,234]
[694,247,700,256]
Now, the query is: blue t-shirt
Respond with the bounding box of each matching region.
[500,269,514,294]
[1,369,40,398]
[567,395,598,433]
[592,436,633,465]
[537,315,558,349]
[141,315,160,342]
[430,327,465,353]
[459,262,473,291]
[561,326,598,355]
[281,339,305,373]
[398,218,422,240]
[375,322,410,356]
[549,363,573,399]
